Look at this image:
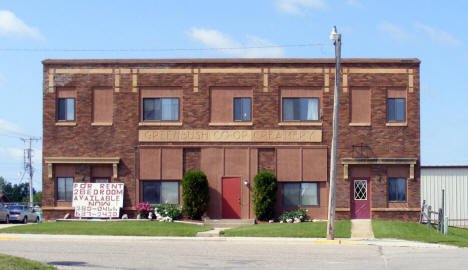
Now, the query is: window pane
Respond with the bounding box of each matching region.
[233,98,242,121]
[283,183,300,206]
[283,98,300,121]
[396,98,405,121]
[66,99,75,121]
[387,99,396,121]
[57,178,66,200]
[161,98,179,121]
[57,99,66,120]
[242,98,251,121]
[143,98,155,120]
[143,181,160,204]
[95,178,108,183]
[65,178,74,201]
[161,182,179,204]
[301,98,318,121]
[397,178,406,201]
[301,183,319,205]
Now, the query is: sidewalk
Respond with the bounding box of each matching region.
[0,233,458,248]
[351,219,374,239]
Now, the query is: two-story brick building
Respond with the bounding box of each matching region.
[42,58,420,221]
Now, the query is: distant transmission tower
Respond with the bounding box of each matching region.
[21,136,41,207]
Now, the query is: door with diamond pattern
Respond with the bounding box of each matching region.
[351,178,370,219]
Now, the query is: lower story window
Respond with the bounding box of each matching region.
[57,177,73,201]
[388,177,406,202]
[142,181,179,204]
[282,182,319,206]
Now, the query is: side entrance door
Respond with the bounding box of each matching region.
[222,177,241,219]
[351,178,370,219]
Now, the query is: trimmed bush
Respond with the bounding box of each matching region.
[252,171,278,221]
[181,170,210,219]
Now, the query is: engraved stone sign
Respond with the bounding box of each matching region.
[139,129,321,143]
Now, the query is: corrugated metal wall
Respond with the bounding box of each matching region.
[421,167,468,227]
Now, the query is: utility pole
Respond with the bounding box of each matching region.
[21,136,41,207]
[327,26,342,240]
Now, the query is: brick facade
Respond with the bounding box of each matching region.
[42,59,420,221]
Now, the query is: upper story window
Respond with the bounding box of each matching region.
[233,97,251,121]
[386,89,406,123]
[387,98,405,122]
[140,89,182,124]
[143,98,179,121]
[57,88,76,122]
[210,88,253,125]
[282,98,319,121]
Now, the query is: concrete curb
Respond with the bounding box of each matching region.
[0,233,459,248]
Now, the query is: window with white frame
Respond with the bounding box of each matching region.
[282,98,319,121]
[143,98,179,121]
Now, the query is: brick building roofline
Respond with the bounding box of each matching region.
[42,58,420,65]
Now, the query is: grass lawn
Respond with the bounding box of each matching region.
[221,220,351,238]
[0,254,55,270]
[372,220,468,247]
[0,221,212,237]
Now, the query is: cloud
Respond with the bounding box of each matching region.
[188,27,284,58]
[413,22,460,46]
[275,0,325,14]
[0,118,28,135]
[378,22,408,42]
[0,10,43,40]
[346,0,363,8]
[0,147,23,161]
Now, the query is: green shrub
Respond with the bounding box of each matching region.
[152,204,182,220]
[181,170,210,219]
[252,171,278,221]
[278,209,307,222]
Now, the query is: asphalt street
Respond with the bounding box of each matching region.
[0,234,467,270]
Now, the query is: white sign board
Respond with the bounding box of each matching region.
[72,183,124,218]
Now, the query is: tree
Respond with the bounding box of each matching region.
[252,171,278,221]
[181,170,210,220]
[1,178,36,203]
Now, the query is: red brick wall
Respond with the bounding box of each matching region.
[42,60,420,221]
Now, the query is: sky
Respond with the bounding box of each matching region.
[0,0,467,191]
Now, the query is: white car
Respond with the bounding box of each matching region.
[6,205,40,224]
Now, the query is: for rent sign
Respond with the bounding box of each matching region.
[72,183,124,218]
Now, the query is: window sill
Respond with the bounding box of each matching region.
[209,122,253,126]
[139,122,183,126]
[55,122,77,126]
[278,122,322,126]
[386,122,407,127]
[91,122,113,126]
[349,123,371,127]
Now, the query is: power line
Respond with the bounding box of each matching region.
[0,43,331,53]
[20,136,41,207]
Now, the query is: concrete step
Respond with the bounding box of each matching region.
[204,219,255,228]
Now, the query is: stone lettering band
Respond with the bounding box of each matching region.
[139,129,322,143]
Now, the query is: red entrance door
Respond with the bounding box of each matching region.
[351,178,370,219]
[222,177,241,219]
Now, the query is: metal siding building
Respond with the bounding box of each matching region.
[421,166,468,227]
